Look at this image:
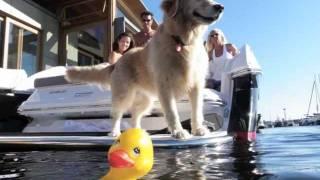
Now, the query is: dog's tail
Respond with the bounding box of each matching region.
[65,64,115,86]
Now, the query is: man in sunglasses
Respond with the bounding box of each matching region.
[134,11,156,47]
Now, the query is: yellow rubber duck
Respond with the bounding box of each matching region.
[101,128,154,180]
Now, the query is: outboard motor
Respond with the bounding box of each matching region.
[224,45,262,141]
[228,73,260,141]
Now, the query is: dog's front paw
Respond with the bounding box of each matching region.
[172,129,192,139]
[108,130,121,137]
[192,126,209,136]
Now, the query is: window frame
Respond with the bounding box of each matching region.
[64,20,107,66]
[0,16,4,67]
[2,17,41,73]
[78,49,96,66]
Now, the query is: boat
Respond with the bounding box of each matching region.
[300,76,320,126]
[0,67,70,132]
[0,45,262,149]
[0,69,32,132]
[257,114,266,130]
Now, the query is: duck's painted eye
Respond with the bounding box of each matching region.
[114,139,120,144]
[133,147,140,155]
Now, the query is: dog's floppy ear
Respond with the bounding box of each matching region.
[161,0,180,18]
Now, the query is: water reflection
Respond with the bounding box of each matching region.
[1,127,320,179]
[0,151,107,179]
[146,141,268,179]
[148,148,212,179]
[1,143,266,179]
[229,142,266,179]
[0,153,26,179]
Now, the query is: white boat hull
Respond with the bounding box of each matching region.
[18,81,226,133]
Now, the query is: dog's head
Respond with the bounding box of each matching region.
[161,0,224,25]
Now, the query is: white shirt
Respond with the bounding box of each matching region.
[207,45,234,81]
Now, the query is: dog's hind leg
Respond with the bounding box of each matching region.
[189,87,209,136]
[158,87,191,139]
[130,93,153,128]
[109,88,135,137]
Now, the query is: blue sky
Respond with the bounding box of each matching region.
[142,0,320,120]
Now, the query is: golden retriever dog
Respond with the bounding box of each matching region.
[65,0,224,139]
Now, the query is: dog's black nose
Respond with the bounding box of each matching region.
[213,4,224,13]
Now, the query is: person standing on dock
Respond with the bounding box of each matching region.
[134,11,156,47]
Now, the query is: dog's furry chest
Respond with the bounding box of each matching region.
[148,42,208,94]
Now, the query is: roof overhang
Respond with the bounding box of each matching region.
[30,0,158,29]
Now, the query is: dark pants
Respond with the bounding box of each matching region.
[206,79,221,91]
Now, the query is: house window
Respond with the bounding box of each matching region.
[66,23,105,66]
[7,24,20,70]
[5,18,40,76]
[78,50,100,66]
[115,7,139,35]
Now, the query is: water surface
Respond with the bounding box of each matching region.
[1,126,320,179]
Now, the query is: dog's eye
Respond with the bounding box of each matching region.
[133,147,141,155]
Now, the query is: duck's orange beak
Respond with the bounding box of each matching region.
[108,149,134,168]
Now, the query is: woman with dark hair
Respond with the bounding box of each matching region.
[109,32,135,64]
